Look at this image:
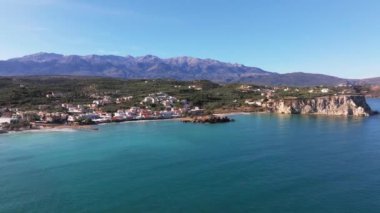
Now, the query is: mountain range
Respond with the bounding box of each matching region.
[0,52,379,86]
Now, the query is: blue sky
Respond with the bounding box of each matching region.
[0,0,379,78]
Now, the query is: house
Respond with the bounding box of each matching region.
[116,96,133,104]
[162,100,173,107]
[67,115,76,122]
[188,107,204,116]
[321,88,329,93]
[142,96,157,104]
[114,110,127,119]
[44,113,67,124]
[128,107,140,114]
[68,107,83,114]
[46,92,64,98]
[93,112,112,123]
[245,99,255,105]
[245,99,263,106]
[62,103,73,109]
[138,109,153,119]
[160,111,174,119]
[0,117,12,124]
[188,85,202,90]
[93,100,104,106]
[102,96,113,104]
[238,85,252,92]
[81,113,98,120]
[142,93,178,106]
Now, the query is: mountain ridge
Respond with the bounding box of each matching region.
[0,52,379,86]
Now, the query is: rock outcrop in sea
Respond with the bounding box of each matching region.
[181,115,234,124]
[268,95,373,116]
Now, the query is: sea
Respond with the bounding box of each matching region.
[0,99,380,213]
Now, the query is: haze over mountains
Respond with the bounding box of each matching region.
[0,53,378,86]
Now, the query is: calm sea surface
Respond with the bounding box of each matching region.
[1,99,380,213]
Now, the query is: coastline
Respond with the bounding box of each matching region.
[1,114,241,135]
[0,117,183,135]
[3,127,77,135]
[2,106,379,135]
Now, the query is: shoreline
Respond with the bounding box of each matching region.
[0,117,183,135]
[1,114,239,135]
[3,127,77,135]
[2,109,379,135]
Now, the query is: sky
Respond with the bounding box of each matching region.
[0,0,379,78]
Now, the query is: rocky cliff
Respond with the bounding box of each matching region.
[269,95,373,116]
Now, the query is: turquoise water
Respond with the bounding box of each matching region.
[1,99,380,213]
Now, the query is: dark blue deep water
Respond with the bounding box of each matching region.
[1,99,380,212]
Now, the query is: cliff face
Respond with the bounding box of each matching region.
[269,95,373,116]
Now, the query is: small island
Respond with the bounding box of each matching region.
[181,115,234,124]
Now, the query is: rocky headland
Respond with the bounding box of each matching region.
[268,95,373,116]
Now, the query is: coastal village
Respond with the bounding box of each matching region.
[0,91,207,133]
[0,78,376,133]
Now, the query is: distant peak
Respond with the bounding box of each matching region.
[135,55,161,62]
[83,54,125,60]
[30,52,55,55]
[12,52,64,62]
[138,54,160,59]
[26,52,63,57]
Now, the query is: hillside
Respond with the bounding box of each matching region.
[238,72,348,86]
[0,76,375,112]
[358,77,380,85]
[0,53,378,86]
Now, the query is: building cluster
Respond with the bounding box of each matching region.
[241,84,359,107]
[0,92,201,129]
[141,92,178,107]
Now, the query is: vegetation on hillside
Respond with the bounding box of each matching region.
[0,76,373,113]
